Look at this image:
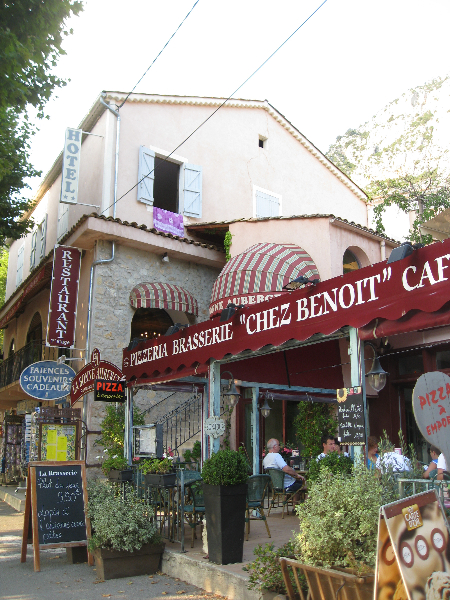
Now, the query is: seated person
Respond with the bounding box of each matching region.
[334,437,350,457]
[367,436,379,469]
[317,434,337,460]
[376,450,411,474]
[423,445,440,479]
[263,438,305,499]
[437,452,449,480]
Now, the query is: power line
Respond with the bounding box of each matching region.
[101,0,329,216]
[118,0,201,109]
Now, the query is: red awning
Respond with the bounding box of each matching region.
[123,238,450,383]
[129,282,198,316]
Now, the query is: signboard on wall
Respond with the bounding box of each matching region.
[70,349,125,406]
[337,387,364,445]
[60,128,82,204]
[46,246,81,348]
[94,379,126,403]
[20,361,76,400]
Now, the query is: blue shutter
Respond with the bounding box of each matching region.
[16,244,24,287]
[30,230,37,269]
[138,146,155,204]
[255,190,280,218]
[39,214,47,259]
[183,164,202,217]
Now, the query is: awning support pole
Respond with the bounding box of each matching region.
[124,386,134,465]
[349,326,368,461]
[252,387,260,474]
[209,361,221,455]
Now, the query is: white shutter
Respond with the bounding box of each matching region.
[255,189,280,218]
[16,244,24,287]
[57,202,69,240]
[137,146,155,204]
[30,230,37,269]
[39,214,47,259]
[183,164,202,218]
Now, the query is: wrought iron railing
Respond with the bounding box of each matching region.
[156,389,202,454]
[0,341,48,388]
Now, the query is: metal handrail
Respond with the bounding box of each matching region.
[0,340,53,388]
[156,390,202,454]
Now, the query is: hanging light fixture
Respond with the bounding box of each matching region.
[221,370,241,408]
[366,344,388,392]
[260,392,273,418]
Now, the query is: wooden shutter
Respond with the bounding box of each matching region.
[183,164,202,217]
[255,189,280,218]
[39,214,47,259]
[137,146,155,204]
[30,230,37,269]
[57,203,69,240]
[16,244,24,286]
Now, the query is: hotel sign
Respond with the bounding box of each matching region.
[46,246,81,348]
[60,128,82,204]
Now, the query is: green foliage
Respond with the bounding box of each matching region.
[100,455,129,476]
[306,452,353,482]
[224,231,233,262]
[139,457,174,474]
[244,541,305,595]
[0,0,83,243]
[369,168,450,244]
[295,464,382,570]
[95,403,145,455]
[294,401,337,458]
[86,479,160,552]
[183,440,201,463]
[201,448,249,485]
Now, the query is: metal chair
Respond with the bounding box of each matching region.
[182,478,205,547]
[245,474,271,541]
[266,468,297,519]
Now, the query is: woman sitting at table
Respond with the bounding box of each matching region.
[366,436,379,469]
[422,445,440,479]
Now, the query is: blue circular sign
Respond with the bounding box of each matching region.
[20,360,76,400]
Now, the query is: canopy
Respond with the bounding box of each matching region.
[129,282,198,316]
[123,238,450,383]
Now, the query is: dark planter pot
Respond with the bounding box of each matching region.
[144,472,176,487]
[108,469,133,482]
[203,482,248,565]
[94,542,165,580]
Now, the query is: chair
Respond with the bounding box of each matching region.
[245,474,271,541]
[266,468,297,519]
[182,478,205,547]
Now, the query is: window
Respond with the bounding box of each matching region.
[258,136,267,149]
[30,230,37,270]
[436,350,450,370]
[254,186,281,218]
[57,202,69,240]
[137,146,202,218]
[16,244,24,287]
[343,249,361,274]
[30,215,47,270]
[130,308,174,342]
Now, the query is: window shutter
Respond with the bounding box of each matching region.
[39,214,47,259]
[57,202,69,240]
[255,189,280,218]
[137,146,155,204]
[183,164,202,218]
[30,231,37,269]
[16,245,24,287]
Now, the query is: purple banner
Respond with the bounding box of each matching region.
[153,207,184,237]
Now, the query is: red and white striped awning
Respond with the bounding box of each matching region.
[210,242,320,316]
[130,283,198,316]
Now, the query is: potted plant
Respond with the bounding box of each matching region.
[201,448,249,565]
[139,456,176,487]
[101,454,133,481]
[87,479,164,580]
[281,462,396,600]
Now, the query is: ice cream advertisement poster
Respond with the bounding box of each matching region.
[375,490,450,600]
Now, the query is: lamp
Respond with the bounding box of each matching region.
[161,252,169,263]
[365,343,388,392]
[221,370,241,408]
[164,323,188,336]
[260,392,273,418]
[387,241,425,264]
[220,303,244,322]
[283,275,320,291]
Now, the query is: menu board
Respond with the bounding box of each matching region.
[21,461,92,572]
[337,387,365,445]
[39,423,78,461]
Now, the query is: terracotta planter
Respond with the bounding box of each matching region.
[144,472,176,487]
[108,469,133,482]
[94,542,165,580]
[280,558,374,600]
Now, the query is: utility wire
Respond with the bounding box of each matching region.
[101,0,329,216]
[118,0,201,109]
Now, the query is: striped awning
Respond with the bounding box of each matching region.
[130,283,198,316]
[210,243,320,311]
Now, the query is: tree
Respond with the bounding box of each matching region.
[0,0,83,245]
[369,168,450,244]
[0,248,8,353]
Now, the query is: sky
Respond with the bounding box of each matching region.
[27,0,450,198]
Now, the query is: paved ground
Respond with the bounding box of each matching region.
[0,501,225,600]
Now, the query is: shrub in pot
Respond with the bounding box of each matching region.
[139,456,176,486]
[201,448,249,565]
[87,479,164,580]
[101,455,132,481]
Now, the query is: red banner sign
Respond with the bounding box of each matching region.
[71,349,125,406]
[123,238,450,384]
[46,246,81,348]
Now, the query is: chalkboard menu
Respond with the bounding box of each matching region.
[21,461,92,572]
[337,387,365,445]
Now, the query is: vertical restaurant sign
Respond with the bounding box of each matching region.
[60,128,82,204]
[46,246,82,348]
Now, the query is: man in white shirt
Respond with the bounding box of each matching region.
[437,453,448,480]
[263,438,305,497]
[316,435,337,460]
